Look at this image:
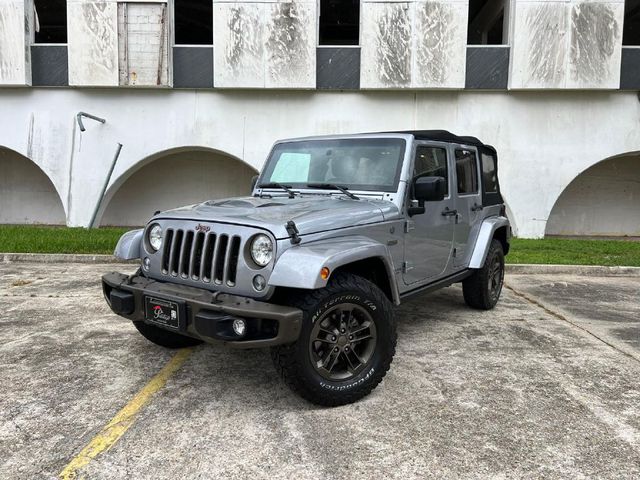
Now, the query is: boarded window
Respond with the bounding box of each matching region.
[118,3,169,86]
[455,149,479,194]
[468,0,506,45]
[319,0,359,45]
[175,0,213,45]
[34,0,67,43]
[624,0,640,45]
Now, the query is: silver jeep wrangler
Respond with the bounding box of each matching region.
[103,130,510,406]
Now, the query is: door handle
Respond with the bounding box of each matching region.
[471,203,483,212]
[441,208,458,217]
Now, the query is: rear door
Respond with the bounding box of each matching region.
[403,143,455,284]
[453,147,483,268]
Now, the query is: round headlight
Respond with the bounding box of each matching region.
[250,234,273,267]
[148,224,163,252]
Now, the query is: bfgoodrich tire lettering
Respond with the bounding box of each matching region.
[271,273,397,406]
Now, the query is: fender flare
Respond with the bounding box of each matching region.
[468,216,511,269]
[114,229,143,260]
[269,236,400,304]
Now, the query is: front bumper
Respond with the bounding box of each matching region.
[102,271,302,348]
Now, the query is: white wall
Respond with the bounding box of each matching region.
[546,154,640,237]
[0,88,639,237]
[0,148,66,224]
[100,150,256,226]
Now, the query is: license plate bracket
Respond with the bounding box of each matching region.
[144,296,185,331]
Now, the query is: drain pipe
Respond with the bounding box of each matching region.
[76,112,106,132]
[89,143,123,228]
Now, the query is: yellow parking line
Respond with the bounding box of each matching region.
[59,347,194,480]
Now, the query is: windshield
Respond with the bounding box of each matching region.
[260,138,406,192]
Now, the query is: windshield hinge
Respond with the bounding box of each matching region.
[285,220,301,245]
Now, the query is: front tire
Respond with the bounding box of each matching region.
[133,321,203,349]
[462,239,505,310]
[271,273,397,407]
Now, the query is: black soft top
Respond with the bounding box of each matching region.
[383,130,496,152]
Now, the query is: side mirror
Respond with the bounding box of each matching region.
[414,176,446,202]
[409,176,446,216]
[250,175,259,193]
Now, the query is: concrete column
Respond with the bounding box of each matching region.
[67,0,119,86]
[360,0,468,89]
[0,0,32,86]
[510,0,625,89]
[213,0,316,88]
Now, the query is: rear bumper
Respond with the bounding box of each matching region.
[102,271,302,348]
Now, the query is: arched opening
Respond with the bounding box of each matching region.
[0,147,66,224]
[546,153,640,237]
[100,148,257,226]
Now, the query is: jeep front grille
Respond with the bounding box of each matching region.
[161,228,242,286]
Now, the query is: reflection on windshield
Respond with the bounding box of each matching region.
[261,138,406,192]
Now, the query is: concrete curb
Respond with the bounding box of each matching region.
[1,253,136,264]
[1,253,639,276]
[506,263,640,276]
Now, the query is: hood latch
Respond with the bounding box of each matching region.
[285,221,301,245]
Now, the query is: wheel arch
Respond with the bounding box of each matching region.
[468,216,511,269]
[268,236,401,305]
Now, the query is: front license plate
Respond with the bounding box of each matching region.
[145,296,181,330]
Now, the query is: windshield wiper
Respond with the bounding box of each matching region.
[307,183,360,200]
[258,182,296,199]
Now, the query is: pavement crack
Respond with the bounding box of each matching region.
[505,283,640,365]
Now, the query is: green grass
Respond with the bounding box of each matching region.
[507,238,640,267]
[0,226,639,266]
[0,225,129,254]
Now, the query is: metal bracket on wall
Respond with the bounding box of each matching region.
[76,112,106,132]
[89,143,124,228]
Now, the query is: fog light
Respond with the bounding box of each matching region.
[143,257,150,270]
[252,274,266,291]
[232,319,246,337]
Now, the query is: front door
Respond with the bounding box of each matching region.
[403,143,455,285]
[453,147,483,268]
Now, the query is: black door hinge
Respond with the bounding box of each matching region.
[285,220,301,245]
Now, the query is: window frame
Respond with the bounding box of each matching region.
[258,137,408,193]
[411,143,451,199]
[454,147,481,197]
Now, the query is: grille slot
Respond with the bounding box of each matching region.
[213,235,229,284]
[227,236,241,285]
[159,227,243,289]
[161,229,174,273]
[169,229,183,276]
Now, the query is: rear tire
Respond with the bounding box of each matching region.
[271,273,396,407]
[133,321,203,349]
[462,239,505,310]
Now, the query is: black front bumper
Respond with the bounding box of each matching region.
[102,271,302,348]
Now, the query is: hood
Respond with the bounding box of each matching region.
[155,195,399,239]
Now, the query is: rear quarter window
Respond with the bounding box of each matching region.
[481,153,498,193]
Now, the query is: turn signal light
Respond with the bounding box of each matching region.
[320,267,330,280]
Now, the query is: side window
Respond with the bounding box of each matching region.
[413,146,448,196]
[481,153,498,193]
[455,149,478,194]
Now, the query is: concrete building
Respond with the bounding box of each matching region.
[0,0,639,237]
